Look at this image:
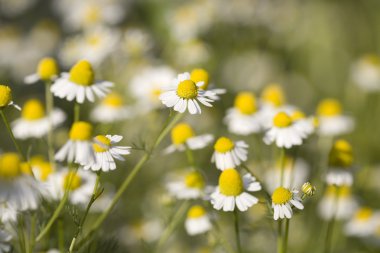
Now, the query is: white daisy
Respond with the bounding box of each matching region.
[159,72,216,114]
[0,229,11,253]
[0,153,40,212]
[271,187,304,220]
[24,57,59,84]
[167,170,206,200]
[29,156,55,182]
[12,99,65,139]
[224,92,264,135]
[82,135,131,172]
[0,85,20,110]
[50,60,113,104]
[351,54,380,92]
[263,111,305,149]
[290,110,316,138]
[185,205,212,236]
[345,207,380,237]
[0,203,17,224]
[212,137,248,171]
[318,185,358,221]
[316,99,354,137]
[211,169,261,212]
[44,169,96,206]
[55,121,95,165]
[90,92,134,123]
[164,123,213,154]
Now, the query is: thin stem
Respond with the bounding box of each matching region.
[74,103,80,122]
[58,218,64,253]
[210,220,236,253]
[279,148,286,186]
[185,144,195,167]
[45,81,55,166]
[74,112,183,250]
[68,172,101,253]
[29,213,36,253]
[234,209,242,253]
[283,219,290,253]
[155,200,190,252]
[323,187,339,253]
[277,220,283,253]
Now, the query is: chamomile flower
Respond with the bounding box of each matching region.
[0,229,11,253]
[55,121,95,165]
[211,169,261,212]
[11,99,65,139]
[212,137,248,171]
[164,123,213,154]
[167,170,206,199]
[29,156,55,182]
[159,72,216,114]
[316,99,354,136]
[345,207,380,237]
[44,169,96,206]
[351,54,380,92]
[271,187,304,220]
[0,203,17,223]
[190,68,226,100]
[185,205,212,236]
[82,135,131,172]
[24,57,59,84]
[0,153,40,211]
[290,110,316,138]
[224,92,264,135]
[0,85,20,110]
[263,112,305,149]
[90,93,133,123]
[51,60,113,104]
[325,139,354,186]
[318,185,358,221]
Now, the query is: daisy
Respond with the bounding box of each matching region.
[326,139,354,186]
[345,207,380,237]
[290,110,316,138]
[211,168,261,212]
[185,205,212,236]
[271,186,304,220]
[167,170,206,199]
[164,123,213,154]
[224,92,264,135]
[55,121,95,165]
[0,203,17,224]
[159,72,216,114]
[24,57,59,84]
[318,185,358,221]
[316,98,354,137]
[263,111,305,149]
[44,169,96,206]
[50,60,113,104]
[0,85,20,110]
[351,54,380,92]
[82,135,131,172]
[0,229,11,253]
[29,156,55,182]
[90,93,134,123]
[0,153,40,211]
[212,137,248,171]
[190,68,226,100]
[12,99,65,139]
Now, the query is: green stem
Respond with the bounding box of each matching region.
[58,218,64,253]
[323,187,339,253]
[45,81,55,166]
[210,220,235,253]
[234,209,242,253]
[29,213,36,253]
[75,112,183,250]
[277,220,283,253]
[279,148,286,187]
[283,219,290,253]
[155,200,190,252]
[68,172,101,253]
[185,144,195,167]
[74,103,80,122]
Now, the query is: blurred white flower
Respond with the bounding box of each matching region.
[351,54,380,92]
[185,205,212,235]
[90,93,134,123]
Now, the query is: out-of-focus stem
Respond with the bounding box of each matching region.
[234,209,242,253]
[45,81,55,166]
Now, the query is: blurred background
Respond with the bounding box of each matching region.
[1,0,380,252]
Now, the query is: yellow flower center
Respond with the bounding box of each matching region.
[273,112,292,128]
[214,137,234,153]
[326,185,351,197]
[261,84,285,107]
[272,187,292,205]
[363,54,380,66]
[0,153,22,179]
[64,171,82,191]
[234,92,257,115]
[69,121,93,141]
[150,88,162,101]
[171,123,195,145]
[328,139,353,168]
[37,57,58,80]
[317,99,342,117]
[102,93,123,108]
[176,80,198,99]
[339,186,351,197]
[87,35,101,46]
[69,60,94,86]
[38,162,54,181]
[184,171,204,189]
[84,5,101,24]
[20,162,32,175]
[355,208,373,221]
[291,110,306,121]
[219,169,243,196]
[187,205,206,218]
[93,135,111,153]
[0,85,12,107]
[190,68,209,90]
[22,99,45,120]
